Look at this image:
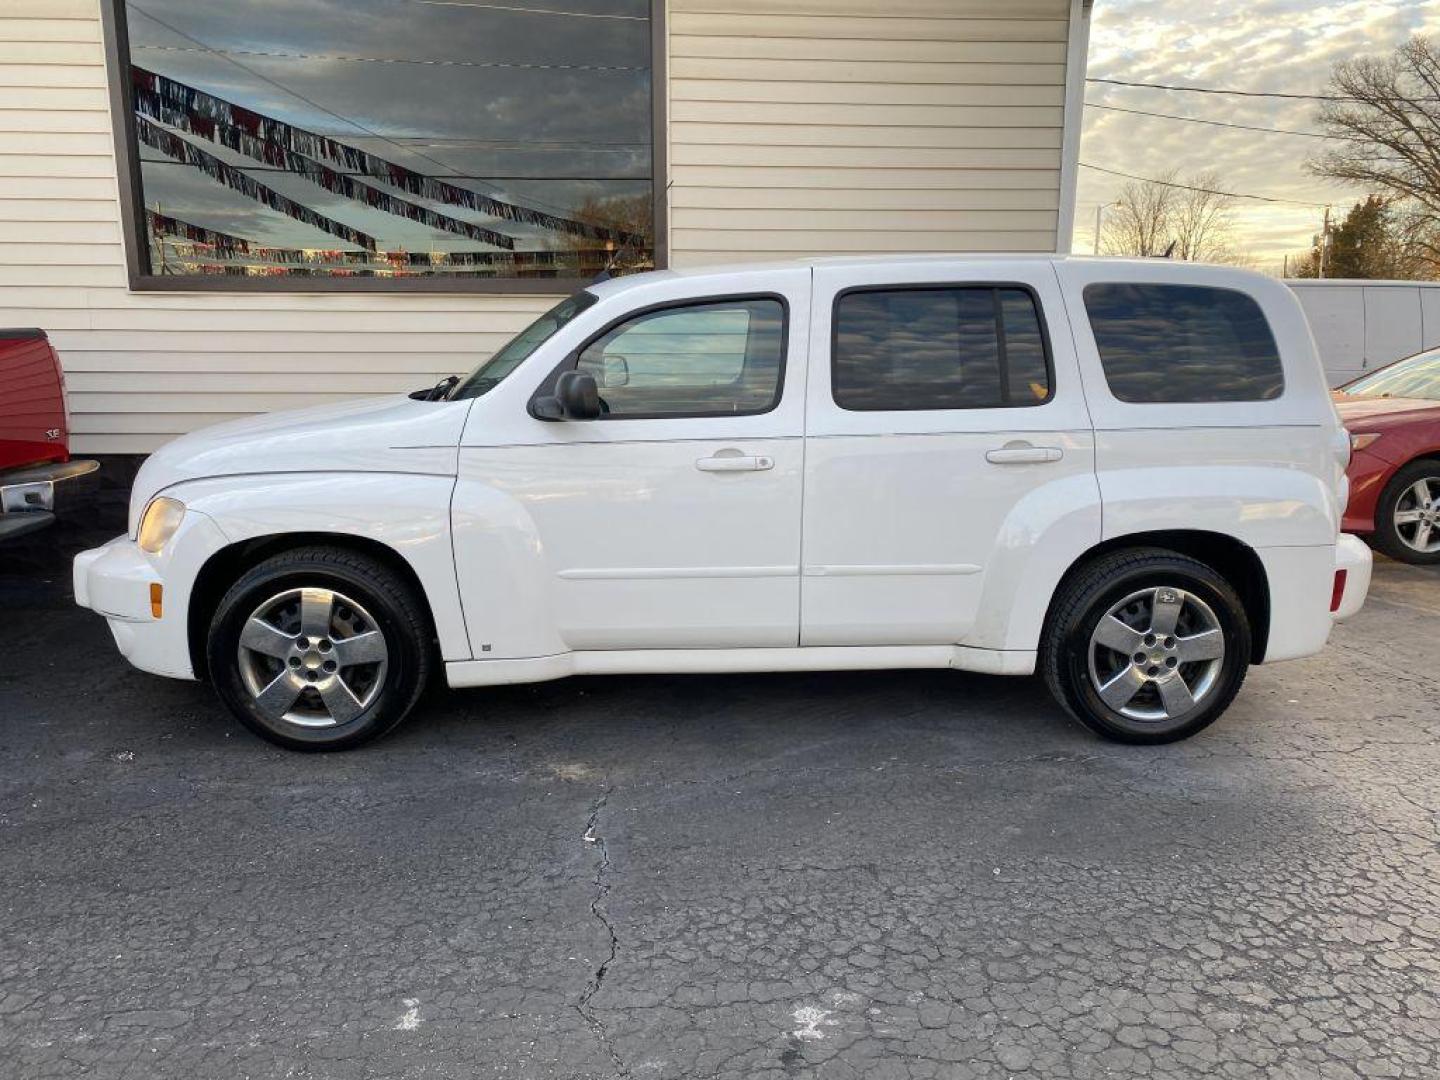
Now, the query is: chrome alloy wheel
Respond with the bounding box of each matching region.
[1086,586,1225,723]
[1392,475,1440,555]
[236,587,388,728]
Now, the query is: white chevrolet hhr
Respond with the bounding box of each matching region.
[75,256,1371,751]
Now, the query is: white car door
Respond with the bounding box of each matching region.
[801,260,1099,648]
[455,269,810,657]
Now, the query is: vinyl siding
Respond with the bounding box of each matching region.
[1,0,1077,453]
[667,0,1070,265]
[0,2,558,454]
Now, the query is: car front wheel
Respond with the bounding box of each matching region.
[1372,460,1440,565]
[206,546,432,751]
[1041,549,1252,744]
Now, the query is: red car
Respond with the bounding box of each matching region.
[0,328,97,541]
[1336,346,1440,565]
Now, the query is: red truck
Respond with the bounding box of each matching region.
[0,328,97,541]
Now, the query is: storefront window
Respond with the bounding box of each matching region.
[109,0,657,286]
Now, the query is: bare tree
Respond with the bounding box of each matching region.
[1101,169,1177,257]
[1100,170,1242,262]
[1309,36,1440,267]
[1170,171,1239,263]
[542,193,655,276]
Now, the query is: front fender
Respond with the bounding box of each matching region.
[167,472,472,661]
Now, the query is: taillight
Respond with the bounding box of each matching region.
[1330,569,1348,613]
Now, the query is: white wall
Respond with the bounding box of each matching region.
[668,0,1071,264]
[1,0,1079,454]
[1289,280,1440,386]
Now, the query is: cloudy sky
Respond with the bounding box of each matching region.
[127,0,652,257]
[1075,0,1440,273]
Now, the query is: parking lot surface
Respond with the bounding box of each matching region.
[2,522,1438,1080]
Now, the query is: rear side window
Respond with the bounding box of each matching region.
[1083,283,1284,403]
[832,286,1052,411]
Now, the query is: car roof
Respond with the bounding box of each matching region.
[586,254,1272,299]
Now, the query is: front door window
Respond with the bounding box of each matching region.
[573,297,786,418]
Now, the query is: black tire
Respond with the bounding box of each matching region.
[206,546,433,751]
[1371,459,1440,566]
[1040,548,1252,744]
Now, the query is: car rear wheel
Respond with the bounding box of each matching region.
[206,546,432,751]
[1041,549,1252,744]
[1372,460,1440,565]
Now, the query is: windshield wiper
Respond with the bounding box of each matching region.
[410,374,459,401]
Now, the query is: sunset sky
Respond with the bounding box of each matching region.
[1074,0,1440,274]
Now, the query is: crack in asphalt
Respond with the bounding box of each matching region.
[575,783,628,1078]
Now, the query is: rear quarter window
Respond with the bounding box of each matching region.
[1083,283,1285,403]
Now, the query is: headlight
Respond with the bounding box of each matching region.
[1350,432,1382,453]
[136,496,185,553]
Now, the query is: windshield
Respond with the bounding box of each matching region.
[1342,348,1440,402]
[449,290,598,400]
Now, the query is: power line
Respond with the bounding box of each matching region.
[1087,76,1354,101]
[139,157,642,182]
[1079,163,1330,207]
[129,4,620,224]
[132,42,645,74]
[1088,75,1440,104]
[131,5,459,178]
[393,137,650,147]
[1086,101,1357,141]
[411,0,646,18]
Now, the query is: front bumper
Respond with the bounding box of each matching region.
[72,510,230,680]
[1332,532,1372,622]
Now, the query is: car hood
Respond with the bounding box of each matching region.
[128,394,474,531]
[1334,395,1440,426]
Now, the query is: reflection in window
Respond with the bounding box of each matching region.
[451,291,598,399]
[1343,348,1440,401]
[575,298,786,417]
[1083,284,1285,403]
[119,0,654,282]
[832,287,1052,411]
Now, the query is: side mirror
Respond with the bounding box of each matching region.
[600,354,630,388]
[533,370,601,421]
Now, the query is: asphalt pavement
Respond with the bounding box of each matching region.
[1,514,1437,1079]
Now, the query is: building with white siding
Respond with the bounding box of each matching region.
[1,0,1093,456]
[1287,279,1440,386]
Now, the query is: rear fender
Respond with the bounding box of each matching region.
[1102,464,1339,548]
[967,471,1103,653]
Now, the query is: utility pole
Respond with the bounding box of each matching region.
[1093,201,1115,255]
[1317,205,1331,280]
[152,202,171,275]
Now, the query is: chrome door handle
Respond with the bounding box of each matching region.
[985,444,1063,464]
[696,452,774,472]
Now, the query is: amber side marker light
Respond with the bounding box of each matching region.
[1330,569,1347,613]
[150,583,164,619]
